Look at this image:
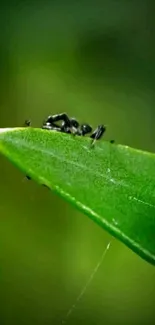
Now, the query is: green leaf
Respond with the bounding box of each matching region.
[0,127,155,266]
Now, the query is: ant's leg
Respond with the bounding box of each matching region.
[42,123,62,132]
[45,113,71,128]
[110,140,115,144]
[90,125,106,146]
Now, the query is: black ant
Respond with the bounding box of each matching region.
[24,113,114,144]
[24,113,114,180]
[41,113,106,144]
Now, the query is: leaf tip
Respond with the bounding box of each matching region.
[0,128,26,139]
[0,127,24,134]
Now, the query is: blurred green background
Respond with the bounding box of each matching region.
[0,1,155,324]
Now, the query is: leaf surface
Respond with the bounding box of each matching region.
[0,127,155,265]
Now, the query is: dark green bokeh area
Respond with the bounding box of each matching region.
[0,1,155,324]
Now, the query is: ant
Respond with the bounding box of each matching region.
[24,113,114,144]
[24,113,114,180]
[41,113,106,144]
